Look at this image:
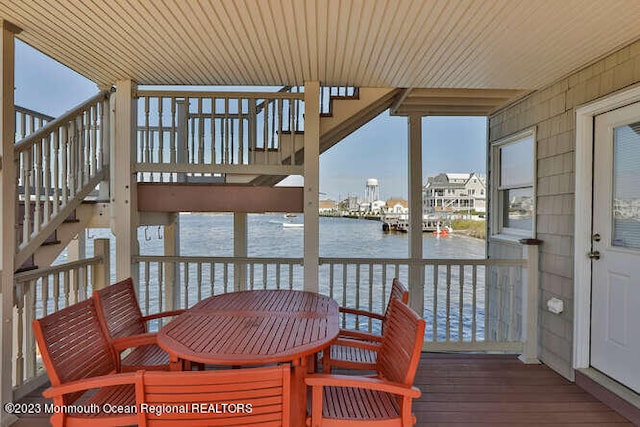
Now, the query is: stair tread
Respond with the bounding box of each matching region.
[15,265,39,274]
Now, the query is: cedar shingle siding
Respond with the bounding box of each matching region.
[488,39,640,380]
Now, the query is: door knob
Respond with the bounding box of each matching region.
[592,233,601,242]
[588,251,600,260]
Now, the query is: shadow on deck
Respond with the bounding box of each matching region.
[14,353,633,426]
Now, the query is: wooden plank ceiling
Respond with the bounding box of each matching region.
[3,0,640,114]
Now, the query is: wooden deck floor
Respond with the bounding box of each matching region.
[15,353,633,426]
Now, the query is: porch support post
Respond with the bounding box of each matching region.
[303,81,320,293]
[519,239,541,364]
[67,230,86,303]
[0,19,20,425]
[92,238,111,291]
[164,214,180,309]
[408,114,424,315]
[233,213,247,291]
[111,80,139,285]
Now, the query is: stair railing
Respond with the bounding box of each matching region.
[135,90,305,182]
[13,91,110,267]
[15,106,54,141]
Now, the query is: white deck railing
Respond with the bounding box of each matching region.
[135,256,527,353]
[15,106,54,141]
[13,254,106,395]
[14,91,110,265]
[134,90,305,182]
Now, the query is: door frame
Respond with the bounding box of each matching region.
[574,83,640,370]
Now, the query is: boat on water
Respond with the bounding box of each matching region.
[284,213,298,219]
[382,213,452,233]
[282,222,304,228]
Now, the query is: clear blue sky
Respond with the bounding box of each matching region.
[15,40,487,201]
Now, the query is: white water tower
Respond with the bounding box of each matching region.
[365,178,379,203]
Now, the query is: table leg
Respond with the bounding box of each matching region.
[169,355,182,371]
[291,357,308,426]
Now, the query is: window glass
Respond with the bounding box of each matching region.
[612,122,640,249]
[503,187,534,231]
[500,135,534,187]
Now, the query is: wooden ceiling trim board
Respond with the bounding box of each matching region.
[182,0,236,84]
[234,2,277,84]
[164,0,218,84]
[220,0,266,84]
[8,1,117,85]
[108,0,188,84]
[290,0,310,82]
[426,0,480,88]
[257,0,291,84]
[282,0,304,85]
[324,0,339,83]
[187,1,237,84]
[401,0,460,87]
[382,0,431,86]
[340,0,366,85]
[198,1,250,85]
[430,0,501,88]
[330,0,350,85]
[363,0,409,82]
[479,1,578,89]
[353,0,391,86]
[316,0,329,84]
[304,0,319,81]
[390,0,447,86]
[139,0,210,84]
[83,0,170,84]
[373,0,415,86]
[266,0,296,84]
[447,2,524,89]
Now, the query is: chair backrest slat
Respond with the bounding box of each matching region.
[137,365,290,426]
[94,277,147,339]
[382,278,409,329]
[377,298,425,386]
[32,298,117,404]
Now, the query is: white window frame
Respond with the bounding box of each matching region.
[491,128,537,240]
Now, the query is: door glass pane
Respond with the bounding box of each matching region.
[612,122,640,249]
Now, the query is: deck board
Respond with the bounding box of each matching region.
[14,353,633,426]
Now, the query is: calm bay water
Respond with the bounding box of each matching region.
[135,213,486,259]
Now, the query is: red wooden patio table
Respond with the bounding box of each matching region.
[157,289,340,426]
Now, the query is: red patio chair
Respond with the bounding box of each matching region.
[94,277,184,372]
[307,298,425,426]
[135,365,291,426]
[33,298,138,427]
[323,277,409,372]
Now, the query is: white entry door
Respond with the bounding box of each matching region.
[591,102,640,394]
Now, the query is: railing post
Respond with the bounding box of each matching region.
[163,215,180,310]
[519,239,542,364]
[234,213,248,291]
[408,114,424,315]
[98,92,111,200]
[111,80,139,285]
[303,82,320,293]
[176,100,187,183]
[0,19,21,425]
[92,238,110,291]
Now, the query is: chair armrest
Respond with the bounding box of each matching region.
[112,332,157,352]
[334,337,381,352]
[339,329,383,342]
[339,307,385,321]
[305,374,421,398]
[42,372,137,398]
[141,309,185,322]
